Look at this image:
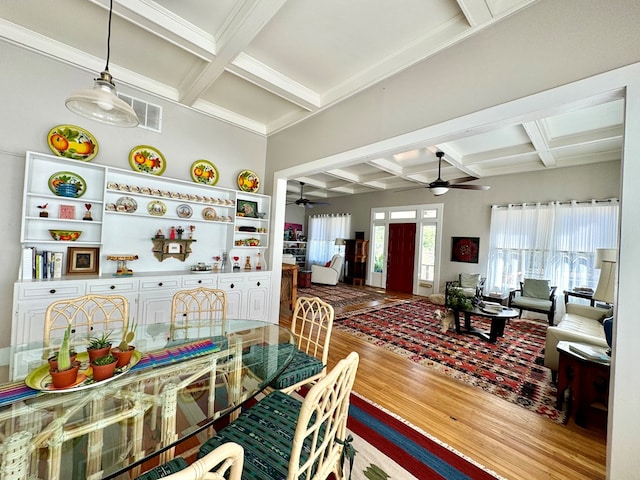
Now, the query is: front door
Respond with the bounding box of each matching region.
[386,223,416,293]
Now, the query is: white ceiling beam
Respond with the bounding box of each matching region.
[179,0,287,105]
[455,0,493,27]
[522,120,557,167]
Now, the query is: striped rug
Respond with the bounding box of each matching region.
[348,393,503,480]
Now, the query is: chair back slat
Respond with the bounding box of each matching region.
[170,288,227,341]
[291,296,334,365]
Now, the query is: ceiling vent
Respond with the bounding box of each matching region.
[117,93,162,132]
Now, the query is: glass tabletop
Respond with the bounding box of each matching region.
[0,319,295,479]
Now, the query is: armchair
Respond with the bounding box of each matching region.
[508,278,557,325]
[310,254,344,285]
[444,273,485,304]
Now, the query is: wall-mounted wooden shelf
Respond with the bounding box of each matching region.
[151,238,196,262]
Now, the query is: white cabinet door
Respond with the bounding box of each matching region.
[13,281,86,344]
[137,277,182,325]
[245,273,271,322]
[217,272,270,321]
[217,273,247,319]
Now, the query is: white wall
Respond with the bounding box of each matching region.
[0,42,267,347]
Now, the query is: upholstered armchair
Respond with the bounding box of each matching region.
[508,278,557,325]
[445,273,485,301]
[310,254,344,285]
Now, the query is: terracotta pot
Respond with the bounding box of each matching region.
[48,352,77,370]
[49,362,81,389]
[87,345,112,362]
[112,346,135,367]
[91,358,118,381]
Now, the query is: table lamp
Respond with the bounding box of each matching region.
[593,248,617,304]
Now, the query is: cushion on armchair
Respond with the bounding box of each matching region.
[522,279,551,299]
[460,273,480,289]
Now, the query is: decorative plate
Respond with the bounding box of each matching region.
[148,200,167,216]
[116,196,137,213]
[191,160,219,186]
[47,124,99,161]
[237,170,260,193]
[176,204,193,218]
[128,145,166,176]
[202,207,217,221]
[25,351,142,392]
[48,171,86,198]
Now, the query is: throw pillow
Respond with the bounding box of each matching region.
[522,279,550,299]
[325,261,332,267]
[460,273,480,289]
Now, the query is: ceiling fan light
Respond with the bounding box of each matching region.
[430,186,449,196]
[66,71,139,127]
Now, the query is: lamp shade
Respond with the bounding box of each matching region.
[66,71,139,127]
[593,260,616,304]
[430,186,449,196]
[595,248,616,269]
[334,238,346,246]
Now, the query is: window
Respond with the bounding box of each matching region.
[486,200,619,294]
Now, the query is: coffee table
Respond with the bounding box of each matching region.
[453,306,519,343]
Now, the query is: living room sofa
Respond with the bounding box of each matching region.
[544,303,612,379]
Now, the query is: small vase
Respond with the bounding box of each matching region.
[49,362,81,389]
[57,183,78,198]
[91,358,118,381]
[87,345,112,362]
[112,346,135,367]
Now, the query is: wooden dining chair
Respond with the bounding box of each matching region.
[269,296,334,394]
[44,293,129,351]
[199,351,359,480]
[135,442,243,480]
[170,287,227,343]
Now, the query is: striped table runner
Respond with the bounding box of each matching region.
[0,338,220,408]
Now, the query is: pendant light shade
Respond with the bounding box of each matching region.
[430,186,449,196]
[66,71,139,127]
[65,0,139,127]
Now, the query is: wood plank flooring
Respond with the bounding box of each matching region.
[280,287,607,480]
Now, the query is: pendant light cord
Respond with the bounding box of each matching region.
[104,0,113,73]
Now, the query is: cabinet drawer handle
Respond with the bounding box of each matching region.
[230,283,235,289]
[49,289,56,294]
[257,281,261,287]
[110,285,116,290]
[198,280,202,284]
[158,282,163,287]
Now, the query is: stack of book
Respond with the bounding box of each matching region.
[21,247,63,279]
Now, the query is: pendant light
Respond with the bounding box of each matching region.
[65,0,139,127]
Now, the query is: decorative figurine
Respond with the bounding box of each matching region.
[83,203,93,221]
[256,252,263,270]
[155,229,165,239]
[232,256,240,272]
[213,255,221,271]
[176,226,184,239]
[169,226,176,239]
[188,225,195,239]
[37,203,48,217]
[244,255,252,270]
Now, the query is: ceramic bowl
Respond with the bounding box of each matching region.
[49,230,82,241]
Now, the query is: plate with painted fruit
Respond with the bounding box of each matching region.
[47,124,99,161]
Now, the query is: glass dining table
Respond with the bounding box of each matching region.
[0,319,295,480]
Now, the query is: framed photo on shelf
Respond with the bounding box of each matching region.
[451,237,480,263]
[237,199,258,218]
[66,247,100,275]
[58,204,75,219]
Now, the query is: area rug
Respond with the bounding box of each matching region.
[300,283,405,309]
[336,298,565,424]
[347,393,504,480]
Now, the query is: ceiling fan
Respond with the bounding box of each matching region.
[427,151,490,195]
[288,182,330,208]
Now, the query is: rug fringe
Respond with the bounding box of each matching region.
[351,391,508,480]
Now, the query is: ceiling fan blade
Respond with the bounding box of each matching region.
[449,184,490,190]
[449,176,480,185]
[309,201,330,206]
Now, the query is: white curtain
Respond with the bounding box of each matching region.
[486,199,619,294]
[307,214,351,268]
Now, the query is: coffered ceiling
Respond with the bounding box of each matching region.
[0,0,624,203]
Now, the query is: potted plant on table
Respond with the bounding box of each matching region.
[111,322,136,367]
[446,286,474,311]
[87,331,113,362]
[91,354,118,381]
[49,325,81,388]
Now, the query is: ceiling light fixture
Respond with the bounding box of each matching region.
[430,186,449,196]
[65,0,139,127]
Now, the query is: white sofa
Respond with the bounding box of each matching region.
[544,303,612,376]
[310,254,344,285]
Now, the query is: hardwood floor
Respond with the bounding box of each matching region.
[280,287,607,480]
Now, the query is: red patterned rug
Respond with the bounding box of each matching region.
[300,283,404,309]
[335,297,564,424]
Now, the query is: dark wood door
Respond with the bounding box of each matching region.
[386,223,416,293]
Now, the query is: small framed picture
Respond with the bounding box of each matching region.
[66,247,100,275]
[59,204,76,219]
[237,200,258,218]
[451,237,480,264]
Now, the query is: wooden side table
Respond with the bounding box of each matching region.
[563,289,595,306]
[556,341,610,429]
[298,270,312,288]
